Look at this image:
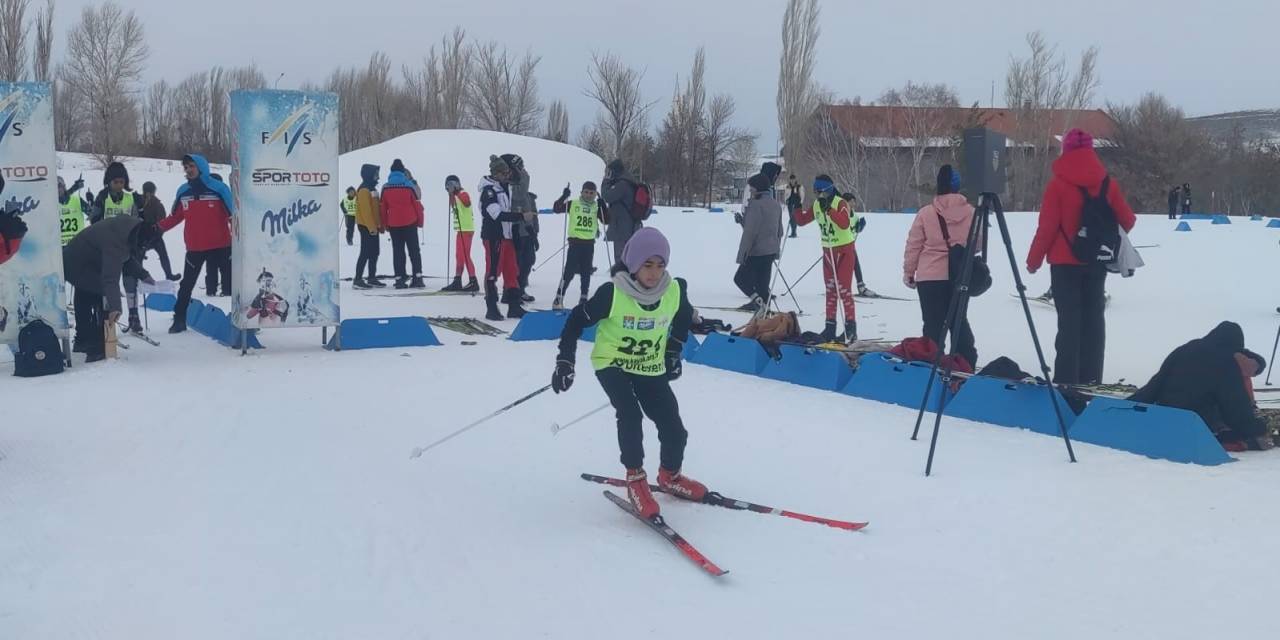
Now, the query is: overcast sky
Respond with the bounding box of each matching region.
[51,0,1280,148]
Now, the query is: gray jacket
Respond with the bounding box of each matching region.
[737,192,784,263]
[602,170,641,243]
[62,215,151,314]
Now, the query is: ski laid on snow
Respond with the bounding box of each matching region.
[119,323,160,346]
[601,490,728,578]
[584,474,867,532]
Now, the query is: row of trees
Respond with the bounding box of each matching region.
[0,1,761,208]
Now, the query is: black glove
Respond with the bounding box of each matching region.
[733,213,743,225]
[561,185,572,200]
[855,217,867,233]
[0,209,28,241]
[552,359,575,393]
[71,178,85,192]
[665,348,683,381]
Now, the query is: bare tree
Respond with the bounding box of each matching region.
[777,0,821,182]
[1004,31,1101,208]
[575,118,611,161]
[402,49,441,130]
[437,27,470,128]
[703,94,753,207]
[584,51,654,159]
[139,79,170,156]
[544,99,569,142]
[878,81,960,203]
[31,0,51,82]
[805,104,868,204]
[1106,93,1209,211]
[654,48,707,205]
[62,1,148,164]
[52,73,81,150]
[0,0,31,82]
[467,41,543,135]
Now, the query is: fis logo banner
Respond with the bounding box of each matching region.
[0,91,27,146]
[260,101,315,156]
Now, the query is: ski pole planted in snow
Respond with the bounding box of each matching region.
[1267,321,1280,386]
[410,384,553,458]
[550,402,611,435]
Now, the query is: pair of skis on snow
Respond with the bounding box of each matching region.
[584,473,868,578]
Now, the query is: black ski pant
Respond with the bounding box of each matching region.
[73,286,105,355]
[596,367,688,471]
[916,279,977,367]
[733,254,775,302]
[344,216,356,245]
[557,240,595,299]
[1050,264,1108,385]
[388,226,422,279]
[1168,205,1177,220]
[786,202,799,237]
[150,241,176,279]
[355,226,380,280]
[203,247,231,295]
[517,235,536,291]
[175,247,231,321]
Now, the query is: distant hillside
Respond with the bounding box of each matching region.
[1187,110,1280,144]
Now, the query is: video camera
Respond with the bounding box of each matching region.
[960,127,1008,196]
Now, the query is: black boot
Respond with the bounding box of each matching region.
[485,296,504,321]
[409,275,426,289]
[394,277,409,290]
[843,321,858,344]
[462,278,479,293]
[521,291,535,303]
[442,276,463,292]
[819,320,837,343]
[367,276,387,288]
[352,278,371,290]
[85,351,106,363]
[127,310,143,334]
[166,272,182,281]
[507,302,526,319]
[169,317,188,334]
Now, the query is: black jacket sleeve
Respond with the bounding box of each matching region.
[557,283,615,362]
[668,277,693,353]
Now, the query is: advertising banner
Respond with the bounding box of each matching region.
[229,89,340,331]
[0,82,68,344]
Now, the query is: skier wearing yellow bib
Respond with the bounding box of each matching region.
[90,162,147,334]
[552,227,703,519]
[552,181,605,310]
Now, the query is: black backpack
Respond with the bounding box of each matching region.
[1068,176,1120,265]
[13,319,64,377]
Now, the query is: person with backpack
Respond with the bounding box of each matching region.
[1026,128,1137,385]
[62,215,159,361]
[1181,183,1192,216]
[351,164,385,290]
[552,181,605,310]
[734,172,784,313]
[795,174,860,344]
[551,227,704,519]
[157,154,234,334]
[1167,185,1180,220]
[441,175,479,292]
[903,165,978,367]
[380,159,426,289]
[602,159,644,264]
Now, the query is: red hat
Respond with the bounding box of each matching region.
[1062,128,1094,153]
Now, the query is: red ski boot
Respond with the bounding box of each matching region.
[657,468,708,502]
[626,469,660,519]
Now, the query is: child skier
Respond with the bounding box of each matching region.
[552,181,605,310]
[795,174,859,343]
[551,227,704,519]
[441,175,479,292]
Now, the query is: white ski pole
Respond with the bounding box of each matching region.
[550,402,611,435]
[410,384,553,458]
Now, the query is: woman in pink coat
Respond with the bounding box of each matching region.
[902,164,978,366]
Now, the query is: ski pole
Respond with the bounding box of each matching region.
[790,256,823,291]
[1267,320,1280,386]
[533,244,566,272]
[550,402,611,435]
[410,384,553,458]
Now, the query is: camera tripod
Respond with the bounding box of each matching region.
[909,192,1077,475]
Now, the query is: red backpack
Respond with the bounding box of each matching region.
[631,183,653,221]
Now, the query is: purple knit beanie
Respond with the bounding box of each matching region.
[621,227,670,273]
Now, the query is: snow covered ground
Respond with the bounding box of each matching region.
[3,140,1280,639]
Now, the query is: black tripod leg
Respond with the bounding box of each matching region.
[991,195,1076,462]
[1267,320,1280,387]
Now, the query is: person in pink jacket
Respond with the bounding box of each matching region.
[902,165,978,366]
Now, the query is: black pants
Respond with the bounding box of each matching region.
[1168,206,1177,220]
[1050,264,1108,384]
[1182,203,1191,215]
[916,279,977,366]
[203,247,230,295]
[175,247,231,321]
[786,202,799,237]
[557,241,595,299]
[355,226,381,280]
[345,216,356,244]
[150,241,175,278]
[596,367,688,471]
[733,254,775,301]
[73,287,104,355]
[388,226,422,279]
[516,235,536,290]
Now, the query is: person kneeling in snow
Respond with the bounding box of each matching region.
[552,227,704,519]
[1129,321,1274,451]
[62,217,159,361]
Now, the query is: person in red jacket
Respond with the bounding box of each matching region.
[379,159,425,289]
[158,154,234,333]
[1026,128,1137,385]
[795,174,859,343]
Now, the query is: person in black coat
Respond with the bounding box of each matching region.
[62,216,159,361]
[1180,183,1192,216]
[1129,321,1270,448]
[1167,186,1180,220]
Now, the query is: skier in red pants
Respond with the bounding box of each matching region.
[795,174,859,343]
[478,155,526,320]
